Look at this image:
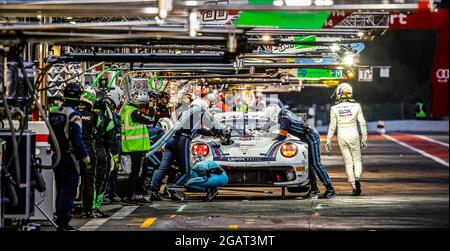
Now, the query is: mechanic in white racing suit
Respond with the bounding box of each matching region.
[325,83,368,196]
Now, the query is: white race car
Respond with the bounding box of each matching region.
[191,112,310,193]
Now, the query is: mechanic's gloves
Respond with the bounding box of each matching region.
[112,154,120,170]
[361,140,368,150]
[82,156,92,170]
[325,141,332,152]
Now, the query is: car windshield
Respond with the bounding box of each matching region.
[220,118,279,137]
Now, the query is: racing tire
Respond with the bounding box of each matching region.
[287,186,310,193]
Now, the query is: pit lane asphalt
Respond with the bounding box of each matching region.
[42,133,449,230]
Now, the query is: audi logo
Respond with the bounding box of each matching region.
[436,69,449,83]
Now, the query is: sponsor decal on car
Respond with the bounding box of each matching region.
[213,157,276,162]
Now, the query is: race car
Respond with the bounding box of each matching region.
[191,112,310,193]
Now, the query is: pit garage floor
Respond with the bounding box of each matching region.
[41,133,449,231]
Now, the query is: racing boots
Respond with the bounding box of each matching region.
[353,180,362,196]
[205,188,219,202]
[133,195,153,204]
[305,186,320,199]
[93,210,110,218]
[149,190,162,201]
[120,197,139,206]
[80,210,98,219]
[322,185,336,199]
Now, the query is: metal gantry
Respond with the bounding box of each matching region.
[0,0,426,91]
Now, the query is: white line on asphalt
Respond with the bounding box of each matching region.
[79,206,139,231]
[382,134,449,167]
[412,134,449,147]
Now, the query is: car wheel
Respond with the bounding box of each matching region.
[287,186,310,193]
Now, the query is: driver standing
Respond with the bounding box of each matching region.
[325,83,368,196]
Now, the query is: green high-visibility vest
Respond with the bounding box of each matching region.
[416,102,426,118]
[121,104,150,153]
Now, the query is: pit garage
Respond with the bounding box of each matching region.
[0,0,448,233]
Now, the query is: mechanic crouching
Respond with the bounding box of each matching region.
[121,91,155,205]
[148,99,226,201]
[264,104,336,199]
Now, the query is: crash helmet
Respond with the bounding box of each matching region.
[158,117,174,132]
[63,82,83,104]
[264,104,281,123]
[107,85,124,108]
[131,90,149,107]
[80,85,97,108]
[335,83,353,100]
[191,98,209,111]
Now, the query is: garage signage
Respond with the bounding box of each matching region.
[297,68,343,79]
[358,67,373,82]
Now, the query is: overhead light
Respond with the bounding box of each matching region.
[189,10,199,38]
[357,31,364,37]
[261,35,272,42]
[330,44,340,52]
[342,55,354,65]
[143,7,158,15]
[184,1,199,6]
[273,0,284,6]
[314,0,333,6]
[285,0,312,6]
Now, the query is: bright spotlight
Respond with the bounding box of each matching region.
[357,31,364,37]
[261,35,272,42]
[285,0,312,6]
[143,7,158,14]
[342,55,354,65]
[315,0,333,6]
[273,0,284,6]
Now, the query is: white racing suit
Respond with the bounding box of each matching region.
[326,101,367,188]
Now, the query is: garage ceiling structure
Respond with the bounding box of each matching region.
[0,0,429,94]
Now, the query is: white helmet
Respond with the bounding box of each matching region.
[158,117,174,132]
[131,90,149,107]
[335,83,353,100]
[107,85,124,108]
[80,85,97,107]
[264,104,281,123]
[191,98,209,111]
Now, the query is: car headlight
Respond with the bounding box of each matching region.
[192,143,210,157]
[280,143,298,158]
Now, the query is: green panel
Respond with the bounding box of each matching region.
[271,35,316,53]
[236,11,330,29]
[293,35,316,51]
[297,68,343,79]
